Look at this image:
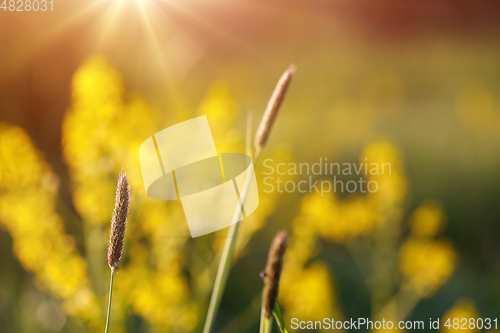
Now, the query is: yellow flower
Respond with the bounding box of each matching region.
[0,123,100,324]
[301,191,374,243]
[342,196,375,236]
[280,262,341,326]
[400,238,457,297]
[301,191,341,240]
[63,56,195,330]
[197,82,241,153]
[441,299,480,333]
[362,141,407,207]
[361,141,402,171]
[410,201,446,238]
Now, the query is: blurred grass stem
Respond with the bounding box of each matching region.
[202,150,260,333]
[105,269,115,333]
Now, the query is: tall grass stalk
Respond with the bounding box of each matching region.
[105,269,115,333]
[105,172,130,333]
[259,231,288,333]
[202,139,261,333]
[202,66,295,333]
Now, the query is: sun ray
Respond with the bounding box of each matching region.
[155,0,257,54]
[138,0,168,56]
[96,0,130,48]
[40,0,108,45]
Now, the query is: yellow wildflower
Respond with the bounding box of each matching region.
[441,299,480,333]
[400,238,457,297]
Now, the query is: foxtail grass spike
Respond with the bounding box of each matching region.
[105,171,130,333]
[107,171,130,272]
[254,65,296,151]
[261,230,288,318]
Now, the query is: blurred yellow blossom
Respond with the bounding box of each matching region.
[441,299,480,333]
[399,238,457,297]
[361,141,403,172]
[280,202,342,330]
[197,82,241,153]
[0,123,100,325]
[301,191,374,242]
[281,262,341,327]
[288,139,458,331]
[410,201,446,238]
[63,56,159,226]
[63,55,200,331]
[300,141,407,244]
[362,141,407,210]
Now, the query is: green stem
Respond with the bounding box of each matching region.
[202,151,261,333]
[105,269,115,333]
[260,309,273,333]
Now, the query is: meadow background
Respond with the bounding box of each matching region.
[1,0,500,332]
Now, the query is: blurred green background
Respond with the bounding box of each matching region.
[1,0,500,332]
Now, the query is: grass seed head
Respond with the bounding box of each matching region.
[107,171,130,272]
[261,230,288,318]
[254,65,296,151]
